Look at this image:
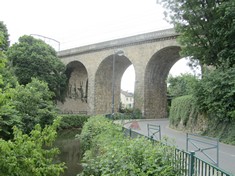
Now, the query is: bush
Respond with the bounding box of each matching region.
[194,67,235,122]
[12,78,58,134]
[115,108,142,120]
[169,95,198,127]
[58,114,90,130]
[167,73,199,97]
[0,118,65,176]
[77,116,180,176]
[77,116,112,154]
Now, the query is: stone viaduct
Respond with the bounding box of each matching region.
[57,28,181,119]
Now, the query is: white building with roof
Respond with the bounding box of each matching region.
[120,90,134,109]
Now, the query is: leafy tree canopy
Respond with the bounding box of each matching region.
[158,0,235,68]
[7,35,67,101]
[193,67,235,122]
[0,34,59,139]
[0,41,21,140]
[0,76,59,139]
[12,78,58,134]
[0,21,10,51]
[167,73,199,97]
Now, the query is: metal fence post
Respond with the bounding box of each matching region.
[186,133,189,151]
[217,138,219,167]
[159,125,161,141]
[189,151,195,176]
[147,124,150,137]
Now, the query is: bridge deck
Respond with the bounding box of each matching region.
[58,28,178,57]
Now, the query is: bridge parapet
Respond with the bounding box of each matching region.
[58,28,178,57]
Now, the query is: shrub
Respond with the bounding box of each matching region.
[169,95,198,127]
[58,114,90,130]
[167,73,199,97]
[78,116,179,176]
[0,118,65,176]
[77,116,112,154]
[194,67,235,122]
[115,108,142,120]
[12,78,58,134]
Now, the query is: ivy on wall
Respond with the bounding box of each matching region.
[169,95,198,127]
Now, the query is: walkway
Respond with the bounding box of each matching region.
[123,119,235,175]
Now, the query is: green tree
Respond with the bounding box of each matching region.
[0,24,18,89]
[0,21,10,51]
[0,35,60,139]
[0,118,65,176]
[193,67,235,122]
[158,0,235,68]
[12,78,58,134]
[0,50,18,90]
[167,73,199,97]
[0,36,21,139]
[7,35,67,101]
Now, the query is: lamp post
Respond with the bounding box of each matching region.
[111,49,124,116]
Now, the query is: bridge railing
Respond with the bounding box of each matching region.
[122,126,232,176]
[60,110,88,115]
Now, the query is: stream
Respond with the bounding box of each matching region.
[54,129,83,176]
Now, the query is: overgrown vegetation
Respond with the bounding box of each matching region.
[0,23,66,174]
[0,118,65,176]
[0,23,68,139]
[168,69,235,144]
[193,67,235,144]
[169,95,198,127]
[168,70,235,144]
[77,116,180,176]
[58,115,90,130]
[167,73,199,97]
[115,108,142,120]
[194,67,235,122]
[0,75,59,139]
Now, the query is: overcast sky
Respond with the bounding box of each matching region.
[1,0,171,49]
[1,0,199,92]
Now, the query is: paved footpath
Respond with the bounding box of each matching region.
[123,119,235,175]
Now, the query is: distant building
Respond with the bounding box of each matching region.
[120,90,134,109]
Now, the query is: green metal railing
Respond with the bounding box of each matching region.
[122,127,233,176]
[193,155,231,176]
[186,133,219,167]
[147,124,161,140]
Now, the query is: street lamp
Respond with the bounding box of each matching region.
[111,49,124,116]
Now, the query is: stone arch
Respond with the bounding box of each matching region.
[144,46,181,119]
[95,54,132,114]
[57,61,89,114]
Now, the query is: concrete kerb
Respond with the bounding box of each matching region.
[113,118,168,127]
[114,118,168,136]
[121,118,169,126]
